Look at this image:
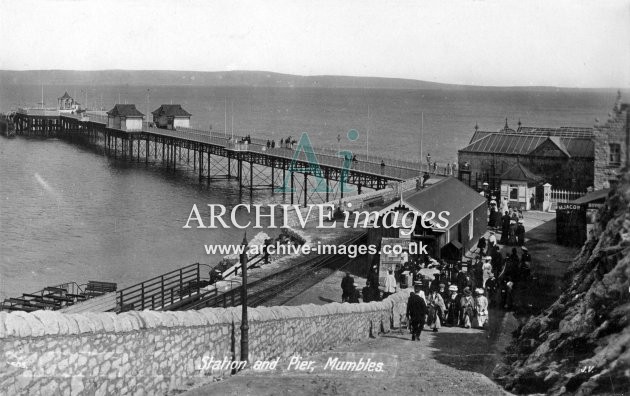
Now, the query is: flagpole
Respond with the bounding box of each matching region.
[366,104,370,161]
[420,111,424,174]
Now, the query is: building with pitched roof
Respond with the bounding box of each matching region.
[151,104,191,130]
[458,118,595,191]
[367,177,487,264]
[57,92,80,113]
[499,162,544,210]
[106,104,145,132]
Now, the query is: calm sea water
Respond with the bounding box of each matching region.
[0,84,621,298]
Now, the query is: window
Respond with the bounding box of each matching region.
[609,143,621,165]
[509,184,519,200]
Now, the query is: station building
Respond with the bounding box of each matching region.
[457,120,594,191]
[458,93,628,193]
[367,177,487,266]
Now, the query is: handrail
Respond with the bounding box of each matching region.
[117,262,205,311]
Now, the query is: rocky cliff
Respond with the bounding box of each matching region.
[494,171,630,395]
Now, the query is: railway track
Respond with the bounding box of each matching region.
[179,232,367,310]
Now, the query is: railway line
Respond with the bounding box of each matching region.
[178,232,367,310]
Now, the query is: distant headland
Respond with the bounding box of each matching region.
[0,70,621,91]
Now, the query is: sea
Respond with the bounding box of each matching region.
[0,83,621,299]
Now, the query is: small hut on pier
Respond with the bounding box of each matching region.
[57,92,80,113]
[107,104,145,132]
[151,104,191,130]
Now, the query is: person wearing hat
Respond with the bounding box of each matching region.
[474,288,489,328]
[459,287,475,328]
[406,284,428,341]
[485,273,498,308]
[341,272,355,302]
[477,236,487,256]
[362,281,375,303]
[488,232,497,252]
[516,220,526,246]
[500,211,511,244]
[428,288,447,332]
[383,269,397,299]
[488,202,497,228]
[520,247,532,282]
[368,264,380,299]
[482,256,493,288]
[445,285,460,326]
[438,282,448,304]
[348,282,361,303]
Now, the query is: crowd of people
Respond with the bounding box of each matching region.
[339,205,534,341]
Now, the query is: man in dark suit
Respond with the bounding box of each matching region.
[341,272,354,302]
[406,286,427,341]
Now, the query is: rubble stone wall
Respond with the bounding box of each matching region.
[0,293,408,395]
[593,103,628,190]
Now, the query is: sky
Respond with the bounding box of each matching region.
[1,0,629,88]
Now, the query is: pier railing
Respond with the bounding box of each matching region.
[116,263,210,312]
[55,111,455,180]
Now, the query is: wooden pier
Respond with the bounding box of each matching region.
[12,109,443,205]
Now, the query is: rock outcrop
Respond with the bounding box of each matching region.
[494,171,630,395]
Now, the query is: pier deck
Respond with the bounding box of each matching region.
[12,109,449,205]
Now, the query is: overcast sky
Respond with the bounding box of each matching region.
[1,0,629,87]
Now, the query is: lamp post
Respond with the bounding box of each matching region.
[240,233,249,365]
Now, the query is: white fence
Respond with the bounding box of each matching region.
[550,189,585,204]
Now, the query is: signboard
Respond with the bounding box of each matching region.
[556,202,587,247]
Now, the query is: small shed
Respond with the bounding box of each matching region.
[107,104,145,132]
[556,188,609,247]
[500,162,543,210]
[151,105,191,130]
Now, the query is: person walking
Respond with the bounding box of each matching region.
[520,247,532,282]
[485,273,498,308]
[477,236,487,256]
[474,288,489,328]
[406,286,428,341]
[482,256,493,288]
[362,281,374,303]
[349,283,361,303]
[428,289,446,332]
[383,269,397,298]
[516,220,526,246]
[445,285,460,327]
[422,172,430,187]
[460,287,475,328]
[341,272,354,302]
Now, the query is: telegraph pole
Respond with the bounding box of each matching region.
[240,233,249,365]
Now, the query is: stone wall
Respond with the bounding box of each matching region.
[0,293,408,395]
[593,99,628,190]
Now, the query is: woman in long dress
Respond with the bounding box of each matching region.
[459,287,475,328]
[482,256,493,288]
[445,286,460,326]
[428,289,447,332]
[474,288,489,328]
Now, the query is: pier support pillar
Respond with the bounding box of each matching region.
[207,152,211,181]
[290,172,294,205]
[303,172,308,207]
